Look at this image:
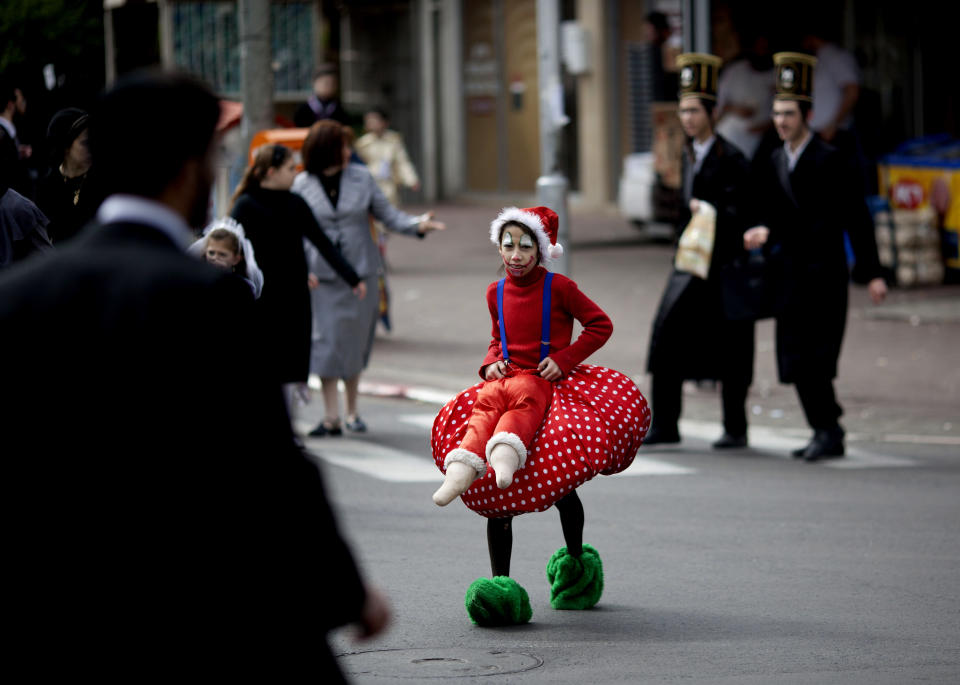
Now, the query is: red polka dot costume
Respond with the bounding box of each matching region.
[431,207,650,517]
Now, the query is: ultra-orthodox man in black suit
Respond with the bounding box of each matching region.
[0,70,387,681]
[744,52,887,461]
[646,52,755,449]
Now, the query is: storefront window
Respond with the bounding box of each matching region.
[171,1,313,97]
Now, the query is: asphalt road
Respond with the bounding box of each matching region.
[293,200,959,683]
[298,395,960,685]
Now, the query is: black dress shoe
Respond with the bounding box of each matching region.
[712,433,747,449]
[308,420,343,437]
[799,429,845,462]
[643,427,681,446]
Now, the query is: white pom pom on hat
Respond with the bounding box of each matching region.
[489,205,563,264]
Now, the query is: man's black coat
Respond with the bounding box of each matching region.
[0,219,366,678]
[750,135,883,382]
[647,134,755,383]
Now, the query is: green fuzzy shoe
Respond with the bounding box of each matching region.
[464,576,533,626]
[546,543,604,610]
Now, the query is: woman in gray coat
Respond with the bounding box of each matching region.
[293,120,445,436]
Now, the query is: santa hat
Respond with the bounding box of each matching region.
[489,206,564,263]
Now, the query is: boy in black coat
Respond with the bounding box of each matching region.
[646,52,755,449]
[744,52,886,461]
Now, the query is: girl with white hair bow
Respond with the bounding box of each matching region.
[188,216,264,299]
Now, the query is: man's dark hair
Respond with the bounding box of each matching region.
[798,101,812,121]
[89,70,220,198]
[302,120,346,176]
[680,97,716,127]
[313,63,338,80]
[646,11,670,33]
[700,98,716,121]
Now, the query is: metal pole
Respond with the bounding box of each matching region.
[535,0,570,275]
[694,0,710,53]
[238,0,274,151]
[103,7,116,86]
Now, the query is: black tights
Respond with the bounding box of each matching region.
[486,489,585,577]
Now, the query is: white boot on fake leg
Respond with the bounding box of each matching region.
[432,462,477,506]
[489,443,521,489]
[485,432,528,490]
[433,449,486,507]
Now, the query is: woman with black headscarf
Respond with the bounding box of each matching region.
[36,108,98,244]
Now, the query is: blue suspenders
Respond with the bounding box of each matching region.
[496,272,554,365]
[496,279,510,363]
[539,272,554,361]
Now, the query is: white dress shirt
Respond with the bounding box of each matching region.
[784,131,813,172]
[96,195,194,251]
[0,115,16,141]
[692,135,716,174]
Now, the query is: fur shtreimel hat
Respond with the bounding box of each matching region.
[489,206,563,263]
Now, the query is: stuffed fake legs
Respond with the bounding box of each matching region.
[489,441,522,489]
[432,449,485,506]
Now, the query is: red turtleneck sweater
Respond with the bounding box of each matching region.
[479,266,612,378]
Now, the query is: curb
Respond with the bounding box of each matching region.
[307,374,455,405]
[358,381,454,405]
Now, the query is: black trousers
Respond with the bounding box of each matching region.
[794,377,844,432]
[651,373,749,437]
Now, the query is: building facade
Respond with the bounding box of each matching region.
[102,0,956,208]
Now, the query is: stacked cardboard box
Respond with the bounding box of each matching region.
[875,207,944,286]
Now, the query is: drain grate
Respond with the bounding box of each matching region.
[338,648,543,679]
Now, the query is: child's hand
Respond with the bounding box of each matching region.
[484,360,507,380]
[353,281,367,299]
[307,273,319,290]
[538,357,562,381]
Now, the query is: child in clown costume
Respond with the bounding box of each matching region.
[431,206,650,626]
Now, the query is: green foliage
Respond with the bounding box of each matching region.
[0,0,102,75]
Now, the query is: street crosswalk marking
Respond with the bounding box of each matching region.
[397,414,439,430]
[611,457,695,476]
[300,414,915,483]
[405,414,916,469]
[303,435,439,483]
[398,414,694,476]
[649,419,917,469]
[297,416,695,483]
[305,436,693,482]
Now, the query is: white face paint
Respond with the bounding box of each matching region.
[501,232,535,249]
[498,224,538,278]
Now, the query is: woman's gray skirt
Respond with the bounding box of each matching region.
[308,272,379,378]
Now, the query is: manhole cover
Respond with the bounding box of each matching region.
[338,648,543,678]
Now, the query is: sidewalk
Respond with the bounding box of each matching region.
[349,199,960,446]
